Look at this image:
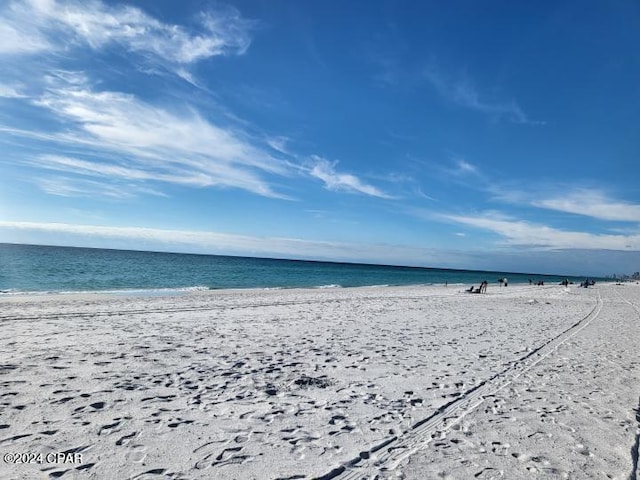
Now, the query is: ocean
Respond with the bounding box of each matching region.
[0,243,589,295]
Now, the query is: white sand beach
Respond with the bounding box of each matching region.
[1,283,639,479]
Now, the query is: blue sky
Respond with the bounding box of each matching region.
[1,0,639,276]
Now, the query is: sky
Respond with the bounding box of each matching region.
[1,0,639,276]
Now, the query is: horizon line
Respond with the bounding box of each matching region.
[0,241,600,280]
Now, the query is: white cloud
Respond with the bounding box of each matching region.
[455,159,477,174]
[266,136,292,155]
[309,157,392,199]
[36,82,282,174]
[0,21,50,54]
[12,76,292,198]
[1,64,394,203]
[35,177,135,200]
[444,212,640,251]
[447,158,482,178]
[1,0,253,63]
[532,190,640,222]
[424,66,542,125]
[0,83,26,98]
[32,155,212,188]
[489,185,640,223]
[1,1,396,204]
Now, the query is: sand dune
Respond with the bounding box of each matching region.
[1,283,638,479]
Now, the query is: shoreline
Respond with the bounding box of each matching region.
[0,279,611,301]
[1,283,637,479]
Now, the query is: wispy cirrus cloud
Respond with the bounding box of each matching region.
[308,157,393,199]
[488,183,640,223]
[31,155,215,189]
[1,73,293,199]
[454,159,478,175]
[424,66,542,125]
[532,189,640,222]
[6,73,395,203]
[0,19,50,54]
[0,0,293,201]
[443,211,640,250]
[35,79,285,176]
[444,158,485,180]
[0,0,253,63]
[0,83,26,98]
[35,176,138,200]
[0,0,406,205]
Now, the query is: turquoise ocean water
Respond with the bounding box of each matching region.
[0,243,590,295]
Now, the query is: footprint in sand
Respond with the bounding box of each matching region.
[115,431,138,446]
[511,452,530,462]
[474,467,503,479]
[98,420,122,436]
[125,444,148,463]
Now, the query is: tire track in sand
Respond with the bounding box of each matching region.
[316,289,603,480]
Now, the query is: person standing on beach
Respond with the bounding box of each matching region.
[503,277,508,287]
